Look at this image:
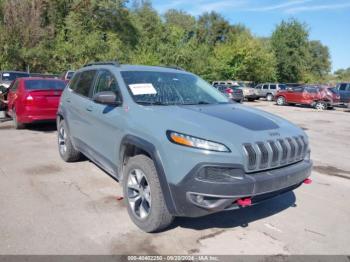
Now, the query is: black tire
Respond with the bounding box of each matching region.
[57,119,81,162]
[266,93,273,101]
[123,155,174,233]
[13,109,25,129]
[276,96,286,106]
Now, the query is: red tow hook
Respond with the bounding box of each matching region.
[237,197,252,207]
[303,178,312,184]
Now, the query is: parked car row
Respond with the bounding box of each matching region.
[212,80,350,110]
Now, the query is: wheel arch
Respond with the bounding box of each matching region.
[119,135,177,215]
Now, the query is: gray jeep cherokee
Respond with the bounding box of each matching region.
[57,62,313,232]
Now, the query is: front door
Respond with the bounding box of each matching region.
[85,69,126,176]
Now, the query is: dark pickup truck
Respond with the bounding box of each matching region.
[335,83,350,104]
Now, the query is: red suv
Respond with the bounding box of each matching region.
[275,85,337,110]
[7,78,65,129]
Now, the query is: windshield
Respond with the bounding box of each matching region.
[2,72,30,81]
[24,80,66,90]
[121,71,229,105]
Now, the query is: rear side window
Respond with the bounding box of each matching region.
[270,84,277,90]
[73,70,97,97]
[305,87,318,93]
[24,80,65,90]
[293,87,303,92]
[93,70,120,94]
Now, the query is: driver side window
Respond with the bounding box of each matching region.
[94,70,119,94]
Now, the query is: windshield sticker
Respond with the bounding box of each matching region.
[2,73,10,77]
[129,83,157,95]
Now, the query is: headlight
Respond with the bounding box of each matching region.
[167,131,230,152]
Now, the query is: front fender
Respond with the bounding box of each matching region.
[119,135,178,215]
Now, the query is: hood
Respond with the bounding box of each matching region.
[135,103,304,147]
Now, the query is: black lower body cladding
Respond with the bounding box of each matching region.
[169,160,312,217]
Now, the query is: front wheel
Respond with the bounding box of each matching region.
[276,96,286,106]
[123,155,174,233]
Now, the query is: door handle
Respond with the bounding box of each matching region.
[86,106,93,112]
[66,98,71,103]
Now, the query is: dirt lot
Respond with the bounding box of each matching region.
[0,101,349,255]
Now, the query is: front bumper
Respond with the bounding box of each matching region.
[169,160,312,217]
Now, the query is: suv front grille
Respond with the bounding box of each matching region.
[243,136,308,172]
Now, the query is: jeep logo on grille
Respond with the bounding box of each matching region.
[269,132,280,137]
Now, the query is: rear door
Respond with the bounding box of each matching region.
[255,84,262,97]
[66,70,98,151]
[269,84,277,96]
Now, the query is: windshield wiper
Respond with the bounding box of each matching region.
[137,101,175,106]
[182,101,212,105]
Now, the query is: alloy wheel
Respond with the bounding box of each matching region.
[58,126,67,155]
[315,102,326,110]
[277,97,285,105]
[127,169,152,220]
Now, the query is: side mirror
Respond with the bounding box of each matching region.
[93,91,122,106]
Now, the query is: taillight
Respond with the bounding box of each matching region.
[26,95,34,101]
[25,95,34,105]
[225,88,233,94]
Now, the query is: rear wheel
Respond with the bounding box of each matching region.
[315,101,327,110]
[57,120,81,162]
[276,96,286,106]
[266,93,274,101]
[13,109,25,129]
[123,155,174,233]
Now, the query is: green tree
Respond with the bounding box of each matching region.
[196,11,230,45]
[271,19,309,83]
[210,32,276,82]
[307,40,331,80]
[164,9,195,33]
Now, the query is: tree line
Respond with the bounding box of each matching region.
[0,0,341,83]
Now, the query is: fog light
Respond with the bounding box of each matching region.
[196,195,204,204]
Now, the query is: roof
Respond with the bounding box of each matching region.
[17,77,65,81]
[80,63,189,74]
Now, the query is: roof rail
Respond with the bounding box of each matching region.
[83,61,120,67]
